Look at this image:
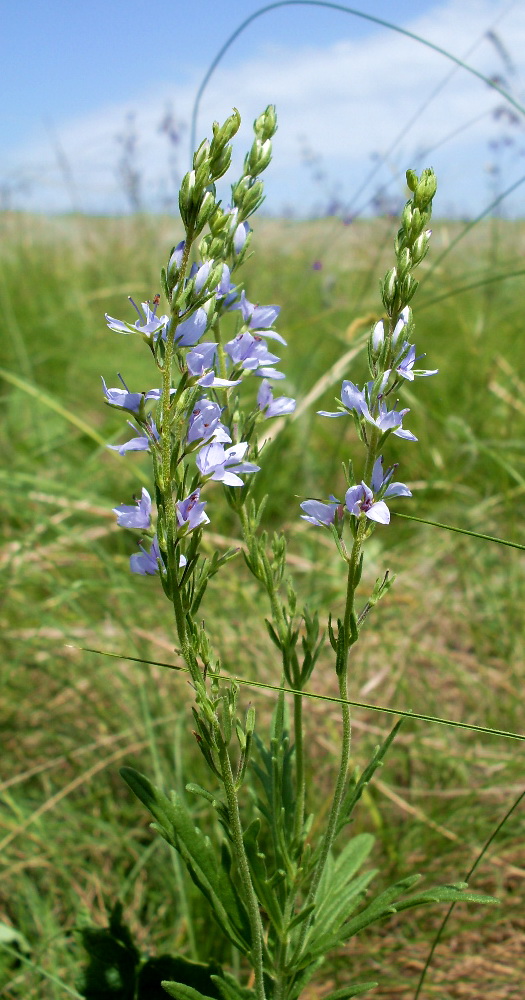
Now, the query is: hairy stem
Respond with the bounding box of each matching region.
[217,739,267,1000]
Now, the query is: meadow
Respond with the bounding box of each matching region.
[1,207,524,999]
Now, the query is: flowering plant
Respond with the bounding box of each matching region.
[80,109,496,1000]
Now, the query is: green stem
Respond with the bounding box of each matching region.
[292,691,305,845]
[217,740,267,1000]
[239,507,306,846]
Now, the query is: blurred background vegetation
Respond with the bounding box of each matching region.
[0,207,524,999]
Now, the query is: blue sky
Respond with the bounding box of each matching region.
[3,0,525,216]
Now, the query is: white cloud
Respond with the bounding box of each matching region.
[4,0,525,215]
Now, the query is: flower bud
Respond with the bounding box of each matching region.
[209,144,232,181]
[193,139,210,170]
[178,170,196,224]
[371,320,385,355]
[381,267,398,312]
[391,306,411,347]
[195,189,216,230]
[242,180,265,216]
[233,220,250,254]
[396,247,412,278]
[246,137,272,175]
[167,240,186,283]
[211,108,241,148]
[414,169,437,210]
[411,229,432,265]
[254,105,277,142]
[406,168,418,192]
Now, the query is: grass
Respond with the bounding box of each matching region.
[0,209,524,999]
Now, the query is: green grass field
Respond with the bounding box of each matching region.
[1,210,524,999]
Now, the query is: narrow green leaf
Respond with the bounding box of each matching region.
[243,819,284,933]
[211,972,255,1000]
[120,768,251,954]
[162,984,216,1000]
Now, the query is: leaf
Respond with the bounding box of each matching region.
[315,834,375,912]
[243,819,284,934]
[120,768,251,954]
[77,905,140,1000]
[138,956,222,1000]
[162,984,217,1000]
[323,983,378,999]
[211,972,255,1000]
[296,836,376,957]
[345,880,498,937]
[337,720,403,833]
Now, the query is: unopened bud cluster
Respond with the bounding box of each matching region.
[379,168,436,320]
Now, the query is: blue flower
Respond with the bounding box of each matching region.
[257,380,296,417]
[106,298,169,341]
[233,290,286,345]
[187,400,231,445]
[225,332,285,379]
[102,377,162,415]
[130,535,163,575]
[300,497,341,527]
[176,489,210,532]
[113,488,152,529]
[390,344,438,381]
[108,420,159,455]
[345,462,411,525]
[196,442,260,487]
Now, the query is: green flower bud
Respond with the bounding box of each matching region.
[406,168,418,192]
[246,705,256,734]
[195,158,210,190]
[411,229,432,265]
[209,144,232,181]
[381,267,398,312]
[254,105,277,142]
[195,190,216,231]
[178,169,196,224]
[242,180,265,216]
[414,168,437,210]
[396,247,412,278]
[400,273,418,303]
[246,137,272,175]
[211,108,241,148]
[193,139,210,170]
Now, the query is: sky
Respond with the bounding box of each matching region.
[2,0,525,217]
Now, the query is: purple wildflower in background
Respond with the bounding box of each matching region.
[113,487,152,529]
[187,400,231,444]
[176,489,210,532]
[300,496,340,527]
[106,298,169,341]
[196,442,260,486]
[257,380,296,418]
[312,260,322,271]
